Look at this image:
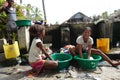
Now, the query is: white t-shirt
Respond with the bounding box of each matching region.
[28,38,43,63]
[76,35,94,50]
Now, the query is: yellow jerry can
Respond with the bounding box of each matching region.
[97,38,110,53]
[3,41,20,59]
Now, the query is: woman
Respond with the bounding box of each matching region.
[69,27,120,67]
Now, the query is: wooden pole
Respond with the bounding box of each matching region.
[42,0,47,26]
[20,0,22,4]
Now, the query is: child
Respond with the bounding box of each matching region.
[28,24,58,76]
[69,27,120,67]
[0,0,17,44]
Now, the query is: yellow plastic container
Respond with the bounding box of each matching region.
[3,41,20,59]
[97,38,110,53]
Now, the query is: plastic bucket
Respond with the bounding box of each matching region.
[15,20,31,27]
[74,53,102,70]
[97,38,110,53]
[3,41,20,59]
[50,53,72,70]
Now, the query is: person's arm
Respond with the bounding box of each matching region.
[77,44,83,58]
[36,42,54,60]
[87,36,94,59]
[0,6,5,12]
[87,45,92,59]
[0,1,8,12]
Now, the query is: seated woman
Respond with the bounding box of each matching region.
[69,27,120,67]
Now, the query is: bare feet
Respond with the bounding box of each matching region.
[112,62,120,67]
[25,69,41,77]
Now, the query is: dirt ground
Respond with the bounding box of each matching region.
[0,48,120,80]
[0,60,120,80]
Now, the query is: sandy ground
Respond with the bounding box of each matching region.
[0,61,120,80]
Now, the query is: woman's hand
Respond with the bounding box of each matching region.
[3,1,8,8]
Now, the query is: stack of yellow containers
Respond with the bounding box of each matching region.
[97,38,110,53]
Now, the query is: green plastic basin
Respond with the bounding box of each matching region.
[74,53,102,70]
[15,20,31,27]
[50,53,72,70]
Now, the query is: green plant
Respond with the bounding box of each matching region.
[16,5,25,20]
[24,4,43,21]
[0,1,43,39]
[0,0,6,38]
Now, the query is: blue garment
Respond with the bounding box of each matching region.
[4,7,17,21]
[4,7,17,32]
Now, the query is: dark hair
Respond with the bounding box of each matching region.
[6,0,14,2]
[29,24,45,37]
[84,26,91,31]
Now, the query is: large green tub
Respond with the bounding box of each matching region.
[74,53,102,70]
[50,53,72,70]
